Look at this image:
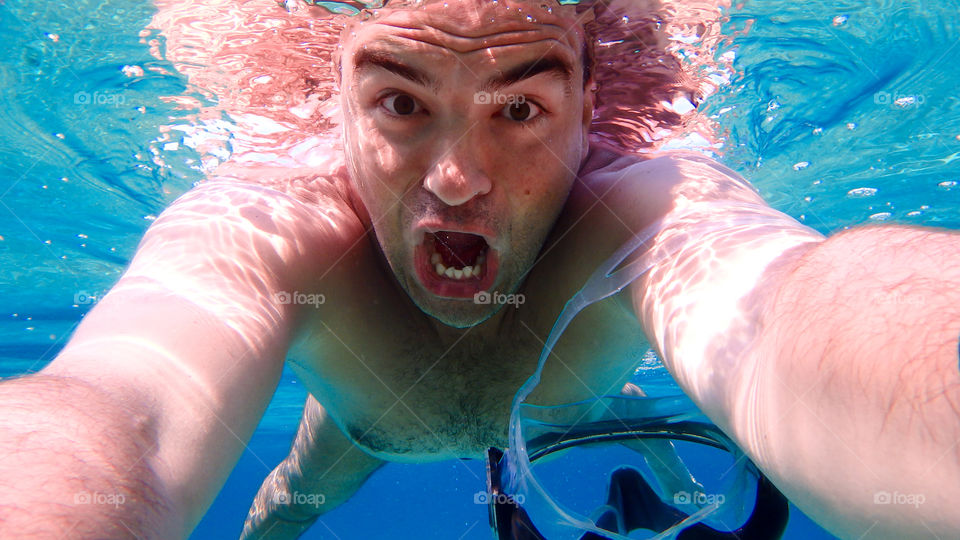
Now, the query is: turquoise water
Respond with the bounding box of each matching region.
[1,0,959,537]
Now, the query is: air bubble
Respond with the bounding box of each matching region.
[847,187,877,198]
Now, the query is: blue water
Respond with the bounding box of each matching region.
[2,0,959,538]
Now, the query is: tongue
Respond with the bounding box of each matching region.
[434,231,487,268]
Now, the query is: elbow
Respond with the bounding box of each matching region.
[0,374,186,538]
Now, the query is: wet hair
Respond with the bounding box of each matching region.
[581,30,594,88]
[154,0,721,189]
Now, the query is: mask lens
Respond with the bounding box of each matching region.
[494,394,770,540]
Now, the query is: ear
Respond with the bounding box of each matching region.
[580,80,596,164]
[333,44,344,88]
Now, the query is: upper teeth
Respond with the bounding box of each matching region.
[432,252,485,280]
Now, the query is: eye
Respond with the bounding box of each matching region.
[499,99,542,122]
[380,93,422,116]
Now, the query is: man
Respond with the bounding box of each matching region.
[0,1,958,539]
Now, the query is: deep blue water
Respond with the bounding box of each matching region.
[2,0,959,538]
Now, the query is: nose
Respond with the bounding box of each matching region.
[422,143,492,207]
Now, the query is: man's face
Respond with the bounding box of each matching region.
[339,0,593,327]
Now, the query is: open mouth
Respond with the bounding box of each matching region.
[414,231,499,298]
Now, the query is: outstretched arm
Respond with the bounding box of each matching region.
[734,226,959,538]
[617,153,960,538]
[0,179,358,538]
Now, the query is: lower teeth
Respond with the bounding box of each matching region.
[431,252,484,280]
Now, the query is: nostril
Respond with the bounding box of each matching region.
[423,172,491,206]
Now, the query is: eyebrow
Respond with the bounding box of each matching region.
[352,49,439,91]
[480,54,575,93]
[352,48,574,94]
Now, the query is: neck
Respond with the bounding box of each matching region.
[426,302,515,349]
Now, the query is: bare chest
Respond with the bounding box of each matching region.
[288,292,645,461]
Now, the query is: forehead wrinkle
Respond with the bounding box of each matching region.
[349,31,579,93]
[364,20,576,55]
[366,0,585,35]
[379,20,568,43]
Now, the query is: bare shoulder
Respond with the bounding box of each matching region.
[580,150,768,220]
[160,167,362,248]
[561,149,786,313]
[132,168,366,293]
[564,149,772,262]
